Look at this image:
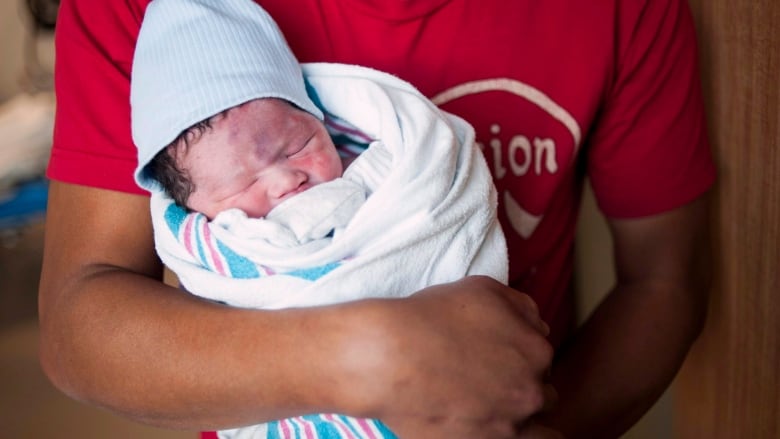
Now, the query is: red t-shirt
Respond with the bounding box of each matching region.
[49,0,714,347]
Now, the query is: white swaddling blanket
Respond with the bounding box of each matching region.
[150,63,508,310]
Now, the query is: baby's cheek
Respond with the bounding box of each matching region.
[241,201,273,218]
[235,191,273,219]
[306,154,342,181]
[324,152,345,179]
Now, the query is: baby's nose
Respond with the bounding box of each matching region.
[269,168,307,199]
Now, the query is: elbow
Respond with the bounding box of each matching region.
[38,333,70,398]
[38,309,86,404]
[37,279,93,405]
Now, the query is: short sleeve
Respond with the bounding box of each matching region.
[47,0,152,194]
[587,0,716,218]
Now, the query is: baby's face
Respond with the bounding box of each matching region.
[180,98,342,219]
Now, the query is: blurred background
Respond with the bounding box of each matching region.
[0,0,193,437]
[1,0,776,438]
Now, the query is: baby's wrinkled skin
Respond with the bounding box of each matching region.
[179,98,343,219]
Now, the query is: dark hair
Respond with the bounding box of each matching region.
[146,117,218,208]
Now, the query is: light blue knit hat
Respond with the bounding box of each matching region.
[131,0,323,191]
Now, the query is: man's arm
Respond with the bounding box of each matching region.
[38,181,554,435]
[537,194,711,437]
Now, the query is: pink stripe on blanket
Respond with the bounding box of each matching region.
[182,214,195,256]
[291,416,316,439]
[322,414,357,439]
[355,417,380,439]
[280,418,292,438]
[325,115,373,143]
[200,222,226,276]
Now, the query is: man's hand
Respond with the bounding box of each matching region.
[331,276,555,438]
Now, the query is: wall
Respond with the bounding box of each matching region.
[0,0,27,99]
[0,0,55,100]
[675,0,779,437]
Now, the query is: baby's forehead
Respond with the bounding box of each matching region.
[168,98,283,153]
[174,97,319,159]
[191,97,292,130]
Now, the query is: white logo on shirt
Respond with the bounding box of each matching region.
[431,78,581,239]
[481,123,559,179]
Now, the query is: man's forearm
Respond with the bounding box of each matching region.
[40,267,556,434]
[39,266,355,430]
[539,279,707,437]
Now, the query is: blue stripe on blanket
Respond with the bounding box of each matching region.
[165,202,342,281]
[165,202,261,279]
[302,414,342,438]
[163,202,188,236]
[285,261,341,281]
[304,78,325,112]
[216,240,260,279]
[265,414,398,438]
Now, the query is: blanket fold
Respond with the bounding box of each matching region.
[151,63,507,311]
